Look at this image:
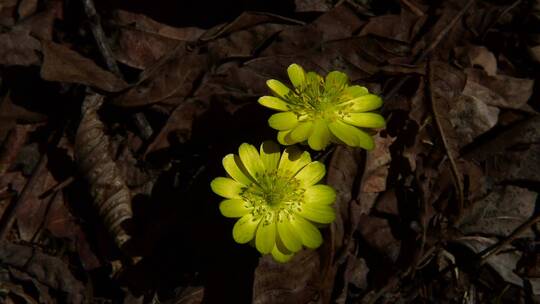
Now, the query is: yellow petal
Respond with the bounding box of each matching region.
[343,113,385,128]
[290,215,323,249]
[287,64,306,89]
[325,70,348,90]
[238,143,265,179]
[255,217,276,254]
[268,112,298,131]
[260,141,281,171]
[258,96,289,111]
[266,79,291,99]
[305,185,336,205]
[210,177,244,199]
[305,72,323,88]
[271,245,294,263]
[277,217,302,252]
[289,121,314,142]
[339,85,369,102]
[277,129,295,145]
[308,119,331,151]
[222,154,252,185]
[348,94,383,112]
[232,214,261,244]
[328,120,374,150]
[294,161,325,187]
[278,146,311,177]
[298,203,335,224]
[219,199,251,218]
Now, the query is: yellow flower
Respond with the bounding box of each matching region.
[258,64,385,151]
[210,141,336,262]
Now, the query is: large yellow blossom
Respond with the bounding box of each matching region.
[210,141,336,262]
[258,64,385,151]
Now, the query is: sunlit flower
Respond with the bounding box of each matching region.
[258,64,385,151]
[210,141,336,262]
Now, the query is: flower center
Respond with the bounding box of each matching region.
[284,79,347,122]
[240,170,305,221]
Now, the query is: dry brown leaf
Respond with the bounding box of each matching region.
[195,61,271,102]
[465,115,540,160]
[15,167,58,241]
[529,45,540,63]
[208,23,289,59]
[252,251,322,304]
[457,186,538,237]
[0,93,46,141]
[46,191,102,270]
[465,68,534,110]
[452,236,523,288]
[40,41,128,92]
[327,146,362,251]
[7,267,54,304]
[17,0,62,41]
[17,0,37,19]
[361,134,395,193]
[0,93,47,124]
[113,29,180,70]
[0,29,41,66]
[259,26,322,56]
[113,10,205,41]
[359,10,426,43]
[112,45,209,107]
[0,281,40,304]
[295,0,331,13]
[0,125,33,174]
[0,0,18,10]
[200,11,303,42]
[464,116,540,183]
[0,241,87,303]
[145,100,207,155]
[357,215,400,263]
[173,286,205,304]
[455,45,497,76]
[428,60,466,210]
[0,1,17,26]
[311,2,365,41]
[449,94,499,148]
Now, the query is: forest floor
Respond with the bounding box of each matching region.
[0,0,539,303]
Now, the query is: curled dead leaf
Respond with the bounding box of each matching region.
[75,93,132,248]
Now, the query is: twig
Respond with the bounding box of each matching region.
[80,0,154,139]
[414,0,475,64]
[480,0,522,42]
[478,212,540,263]
[132,111,154,140]
[427,61,465,216]
[38,176,75,199]
[401,0,425,16]
[81,0,121,77]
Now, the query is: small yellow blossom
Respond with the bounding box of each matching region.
[258,64,385,151]
[210,141,336,262]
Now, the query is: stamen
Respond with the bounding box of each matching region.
[240,168,305,216]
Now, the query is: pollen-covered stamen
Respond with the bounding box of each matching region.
[282,77,348,123]
[240,169,305,219]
